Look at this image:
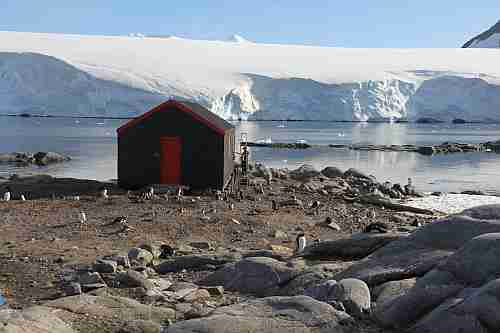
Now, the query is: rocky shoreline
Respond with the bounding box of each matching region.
[246,139,500,155]
[1,165,499,332]
[0,151,71,166]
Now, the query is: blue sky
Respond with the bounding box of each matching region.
[1,0,499,47]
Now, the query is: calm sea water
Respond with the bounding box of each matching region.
[1,117,500,194]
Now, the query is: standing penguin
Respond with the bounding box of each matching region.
[3,187,11,201]
[100,187,109,199]
[296,233,307,253]
[79,211,87,224]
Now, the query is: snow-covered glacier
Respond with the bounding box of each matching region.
[1,31,500,121]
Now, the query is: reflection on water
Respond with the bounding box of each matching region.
[1,117,500,194]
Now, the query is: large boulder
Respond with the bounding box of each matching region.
[0,306,76,333]
[198,257,302,296]
[330,279,371,318]
[343,168,371,180]
[164,296,354,333]
[335,206,500,286]
[300,232,405,260]
[372,278,416,307]
[375,231,500,330]
[279,263,347,296]
[321,166,344,178]
[46,294,175,324]
[155,254,239,274]
[408,279,500,333]
[289,164,321,182]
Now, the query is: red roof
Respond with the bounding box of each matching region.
[117,100,234,136]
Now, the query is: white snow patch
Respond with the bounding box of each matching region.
[404,194,500,215]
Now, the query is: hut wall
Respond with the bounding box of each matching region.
[118,106,224,189]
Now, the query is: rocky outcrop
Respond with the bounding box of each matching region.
[0,152,70,166]
[198,257,302,296]
[0,306,76,333]
[164,296,354,333]
[335,205,500,286]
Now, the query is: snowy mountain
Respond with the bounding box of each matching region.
[1,31,500,122]
[463,21,500,48]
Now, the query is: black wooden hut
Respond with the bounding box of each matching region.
[117,100,235,190]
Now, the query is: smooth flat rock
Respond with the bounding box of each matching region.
[198,257,302,296]
[408,279,500,333]
[155,254,239,274]
[376,232,500,329]
[0,306,76,333]
[335,209,500,286]
[372,278,417,307]
[46,294,175,324]
[164,296,354,333]
[300,232,405,260]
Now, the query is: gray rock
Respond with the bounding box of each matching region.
[77,271,105,286]
[408,279,500,333]
[128,248,154,266]
[46,294,175,324]
[343,168,371,180]
[149,278,172,291]
[106,254,131,268]
[242,250,287,262]
[139,243,161,259]
[330,278,371,317]
[321,166,344,178]
[335,208,500,286]
[188,241,212,250]
[199,257,302,296]
[0,306,77,333]
[375,231,500,329]
[304,280,338,302]
[115,270,154,290]
[64,282,82,296]
[372,278,416,307]
[300,232,405,260]
[117,320,162,333]
[93,259,118,274]
[289,164,321,182]
[279,263,347,296]
[164,296,353,333]
[155,254,239,274]
[203,286,224,297]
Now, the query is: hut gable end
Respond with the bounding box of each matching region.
[117,100,233,137]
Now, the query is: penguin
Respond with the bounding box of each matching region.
[100,187,109,199]
[296,233,307,253]
[3,187,12,201]
[20,194,26,201]
[272,199,278,211]
[79,211,87,224]
[310,201,321,209]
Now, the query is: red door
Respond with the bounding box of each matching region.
[160,137,181,184]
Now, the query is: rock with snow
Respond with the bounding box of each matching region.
[463,20,500,48]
